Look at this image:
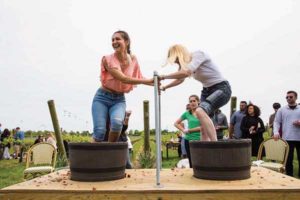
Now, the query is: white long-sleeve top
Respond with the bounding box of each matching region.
[188,51,226,88]
[273,105,300,141]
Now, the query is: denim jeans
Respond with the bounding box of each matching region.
[200,81,232,116]
[181,137,187,156]
[92,88,126,141]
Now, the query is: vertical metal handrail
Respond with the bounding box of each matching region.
[158,82,162,170]
[154,71,161,186]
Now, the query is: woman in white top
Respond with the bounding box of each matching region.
[160,44,231,141]
[46,133,57,149]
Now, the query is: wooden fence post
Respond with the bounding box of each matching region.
[143,100,150,154]
[230,96,237,117]
[48,100,67,163]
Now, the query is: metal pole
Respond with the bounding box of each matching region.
[158,84,162,169]
[154,71,161,186]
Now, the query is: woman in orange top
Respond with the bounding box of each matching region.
[92,30,153,142]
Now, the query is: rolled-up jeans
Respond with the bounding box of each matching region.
[200,81,232,116]
[92,88,126,141]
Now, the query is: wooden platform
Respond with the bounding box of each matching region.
[1,167,300,200]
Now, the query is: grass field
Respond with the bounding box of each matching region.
[0,159,25,189]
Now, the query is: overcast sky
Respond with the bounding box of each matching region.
[1,0,299,132]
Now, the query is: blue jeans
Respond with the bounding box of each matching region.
[200,81,232,116]
[91,88,126,141]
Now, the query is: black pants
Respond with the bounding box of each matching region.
[177,144,182,158]
[184,139,192,168]
[286,141,300,177]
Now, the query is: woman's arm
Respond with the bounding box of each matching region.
[257,118,266,134]
[187,126,201,133]
[174,118,185,132]
[161,69,192,80]
[161,79,185,91]
[103,57,153,85]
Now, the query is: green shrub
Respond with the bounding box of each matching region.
[138,151,155,168]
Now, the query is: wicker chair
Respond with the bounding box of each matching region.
[256,138,289,173]
[24,142,57,179]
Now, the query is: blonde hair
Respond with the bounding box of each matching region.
[47,133,56,141]
[165,44,191,70]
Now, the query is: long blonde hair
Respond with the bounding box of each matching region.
[165,44,191,70]
[46,132,56,141]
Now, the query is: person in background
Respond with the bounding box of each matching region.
[120,110,134,169]
[180,104,190,159]
[176,132,183,158]
[127,132,133,166]
[1,129,12,159]
[174,95,201,167]
[92,30,153,143]
[269,102,281,136]
[0,123,3,159]
[229,101,247,139]
[273,90,300,177]
[160,44,231,141]
[212,109,228,140]
[46,133,57,149]
[240,104,265,157]
[63,139,69,158]
[13,127,25,159]
[34,135,44,144]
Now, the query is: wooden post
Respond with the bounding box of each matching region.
[230,96,237,117]
[47,100,67,163]
[143,100,150,154]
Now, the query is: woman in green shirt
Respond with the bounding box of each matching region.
[174,95,201,167]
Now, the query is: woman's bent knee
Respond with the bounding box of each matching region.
[93,126,107,141]
[110,117,124,132]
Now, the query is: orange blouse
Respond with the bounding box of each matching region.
[100,53,144,93]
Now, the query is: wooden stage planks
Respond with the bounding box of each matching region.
[1,167,300,200]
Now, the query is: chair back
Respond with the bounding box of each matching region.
[26,142,57,168]
[258,138,289,163]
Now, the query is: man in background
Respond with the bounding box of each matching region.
[274,91,300,177]
[13,127,25,159]
[269,102,281,136]
[213,109,228,140]
[0,123,2,137]
[229,101,247,139]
